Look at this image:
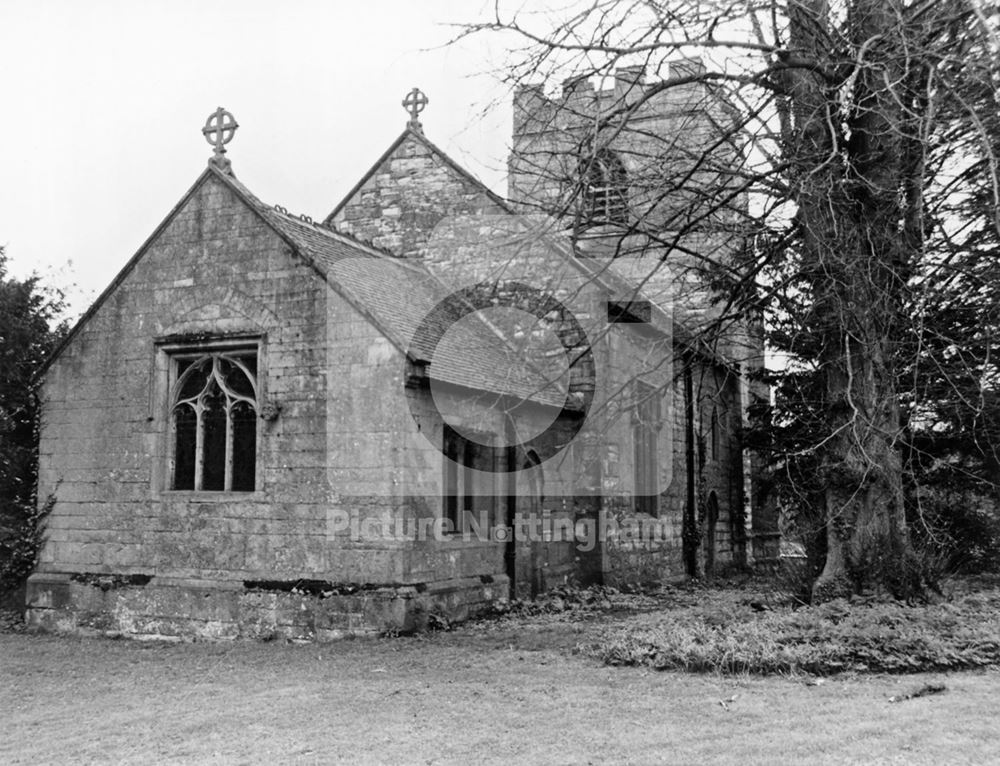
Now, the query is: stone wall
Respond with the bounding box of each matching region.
[330,130,509,258]
[326,128,751,589]
[27,571,502,640]
[33,173,330,583]
[27,169,569,636]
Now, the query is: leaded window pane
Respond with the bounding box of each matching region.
[201,384,227,491]
[231,400,257,492]
[173,405,197,490]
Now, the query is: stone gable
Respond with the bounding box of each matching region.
[37,172,332,584]
[329,129,509,259]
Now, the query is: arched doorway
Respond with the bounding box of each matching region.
[704,492,719,578]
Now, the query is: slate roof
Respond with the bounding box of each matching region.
[40,122,730,393]
[377,127,741,364]
[37,166,571,409]
[324,126,511,225]
[224,173,571,409]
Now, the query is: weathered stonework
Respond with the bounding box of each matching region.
[28,72,769,640]
[329,70,763,588]
[27,572,503,640]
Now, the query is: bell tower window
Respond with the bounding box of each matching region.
[580,149,628,225]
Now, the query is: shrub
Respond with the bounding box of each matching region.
[0,494,52,597]
[593,587,1000,675]
[909,487,1000,574]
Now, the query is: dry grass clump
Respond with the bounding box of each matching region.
[595,586,1000,675]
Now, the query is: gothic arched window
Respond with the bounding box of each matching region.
[171,351,258,492]
[580,149,628,225]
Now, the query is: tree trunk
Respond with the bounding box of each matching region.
[789,0,918,599]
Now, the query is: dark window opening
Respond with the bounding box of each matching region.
[633,381,661,516]
[709,406,719,463]
[171,350,258,492]
[442,424,495,531]
[463,439,475,529]
[231,401,257,492]
[443,428,460,528]
[173,407,197,491]
[607,299,651,324]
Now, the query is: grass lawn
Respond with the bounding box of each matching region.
[2,606,998,765]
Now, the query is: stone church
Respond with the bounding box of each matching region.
[26,64,774,639]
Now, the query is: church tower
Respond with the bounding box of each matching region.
[507,60,750,359]
[508,63,773,569]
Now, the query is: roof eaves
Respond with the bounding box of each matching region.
[407,128,511,212]
[324,125,512,226]
[35,166,228,381]
[393,131,681,335]
[323,128,412,225]
[322,122,727,365]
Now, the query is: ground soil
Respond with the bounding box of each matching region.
[2,599,998,765]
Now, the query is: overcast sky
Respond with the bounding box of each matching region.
[0,1,517,316]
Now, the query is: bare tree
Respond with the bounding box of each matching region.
[464,0,1000,598]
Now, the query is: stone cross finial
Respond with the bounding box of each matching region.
[402,88,428,131]
[202,107,239,172]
